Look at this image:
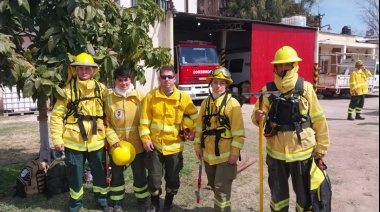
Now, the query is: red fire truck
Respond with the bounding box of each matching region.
[174,40,220,100]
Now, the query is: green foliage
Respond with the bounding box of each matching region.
[220,0,317,23]
[0,0,171,110]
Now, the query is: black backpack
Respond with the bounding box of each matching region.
[45,159,69,199]
[13,158,48,198]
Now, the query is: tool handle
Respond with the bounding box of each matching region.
[258,94,264,212]
[196,162,202,203]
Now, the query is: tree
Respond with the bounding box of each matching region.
[0,0,171,161]
[219,0,317,23]
[356,0,379,37]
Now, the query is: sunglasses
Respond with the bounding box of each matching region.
[160,75,175,80]
[210,67,231,78]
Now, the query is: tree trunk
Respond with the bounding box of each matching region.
[38,99,51,163]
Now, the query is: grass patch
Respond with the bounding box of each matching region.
[0,142,205,212]
[0,163,24,195]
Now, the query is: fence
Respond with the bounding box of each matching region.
[0,86,38,116]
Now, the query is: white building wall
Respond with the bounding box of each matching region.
[119,0,132,8]
[318,33,378,55]
[116,1,176,94]
[135,13,174,94]
[172,0,197,14]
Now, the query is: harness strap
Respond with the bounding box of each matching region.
[65,78,104,141]
[278,122,311,131]
[265,78,309,144]
[202,128,226,156]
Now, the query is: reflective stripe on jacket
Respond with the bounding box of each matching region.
[251,81,330,162]
[104,89,145,154]
[50,78,109,151]
[139,87,198,155]
[350,69,371,95]
[194,93,245,165]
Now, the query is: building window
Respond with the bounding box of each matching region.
[228,59,244,73]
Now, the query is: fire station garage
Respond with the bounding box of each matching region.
[172,12,317,103]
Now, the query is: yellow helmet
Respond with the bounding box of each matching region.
[66,52,99,85]
[182,115,194,131]
[271,46,302,64]
[70,53,98,67]
[206,66,233,85]
[355,60,364,66]
[110,141,136,166]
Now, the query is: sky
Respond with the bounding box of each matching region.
[310,0,367,35]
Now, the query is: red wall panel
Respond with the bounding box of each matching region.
[250,23,316,102]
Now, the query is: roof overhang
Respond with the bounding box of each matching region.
[173,12,317,32]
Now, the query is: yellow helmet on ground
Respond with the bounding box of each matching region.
[206,66,233,85]
[271,46,302,64]
[355,60,364,66]
[111,141,136,166]
[66,52,99,85]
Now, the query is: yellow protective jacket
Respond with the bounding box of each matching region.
[194,93,245,165]
[50,78,109,152]
[349,69,371,95]
[139,87,198,155]
[251,66,329,162]
[104,89,145,154]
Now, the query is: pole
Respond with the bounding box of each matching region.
[314,27,320,91]
[220,30,227,67]
[258,94,264,212]
[196,160,202,203]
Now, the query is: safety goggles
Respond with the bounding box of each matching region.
[210,67,231,78]
[160,75,175,80]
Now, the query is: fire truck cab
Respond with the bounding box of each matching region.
[174,40,220,100]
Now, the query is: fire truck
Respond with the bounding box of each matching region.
[173,40,220,100]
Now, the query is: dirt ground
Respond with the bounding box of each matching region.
[0,95,378,211]
[234,95,379,212]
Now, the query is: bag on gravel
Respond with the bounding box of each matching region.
[309,158,332,212]
[45,159,69,199]
[13,158,49,198]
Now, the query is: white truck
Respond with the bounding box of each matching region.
[317,53,379,97]
[225,51,251,95]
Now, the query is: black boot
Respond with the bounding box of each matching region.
[147,195,160,212]
[355,114,365,120]
[111,201,123,212]
[347,114,354,120]
[163,193,174,212]
[137,198,149,212]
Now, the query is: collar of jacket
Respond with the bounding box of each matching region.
[155,86,181,100]
[76,78,96,91]
[113,88,137,98]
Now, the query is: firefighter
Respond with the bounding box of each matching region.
[104,66,149,212]
[139,65,198,212]
[50,53,112,212]
[347,60,372,120]
[251,46,330,212]
[194,66,245,212]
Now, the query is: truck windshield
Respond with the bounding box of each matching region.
[178,47,219,65]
